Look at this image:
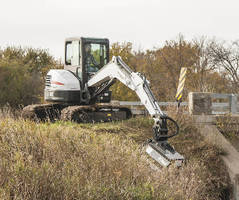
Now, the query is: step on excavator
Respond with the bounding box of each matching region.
[22,37,184,167]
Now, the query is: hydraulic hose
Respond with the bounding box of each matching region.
[153,115,179,141]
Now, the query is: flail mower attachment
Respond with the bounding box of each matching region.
[146,115,184,167]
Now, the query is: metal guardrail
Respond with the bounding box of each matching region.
[119,93,239,115]
[119,101,188,115]
[119,101,188,106]
[211,93,238,114]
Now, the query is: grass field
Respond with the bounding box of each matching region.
[0,108,232,200]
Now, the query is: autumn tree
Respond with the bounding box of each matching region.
[146,35,198,101]
[110,42,138,100]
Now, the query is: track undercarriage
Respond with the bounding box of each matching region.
[22,103,132,123]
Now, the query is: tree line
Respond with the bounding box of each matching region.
[0,35,238,107]
[110,35,238,101]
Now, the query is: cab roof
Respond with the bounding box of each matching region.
[65,37,109,43]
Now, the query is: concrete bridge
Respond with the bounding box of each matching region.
[189,92,239,200]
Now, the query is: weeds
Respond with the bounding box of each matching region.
[0,109,232,200]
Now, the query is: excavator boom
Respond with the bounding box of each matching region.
[88,56,164,117]
[87,56,184,167]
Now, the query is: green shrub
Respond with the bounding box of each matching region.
[0,47,62,107]
[0,64,42,107]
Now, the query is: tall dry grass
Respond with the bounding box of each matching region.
[215,114,239,151]
[0,108,232,200]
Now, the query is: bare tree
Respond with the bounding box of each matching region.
[191,37,218,92]
[207,40,239,93]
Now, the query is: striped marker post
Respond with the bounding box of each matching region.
[175,67,187,107]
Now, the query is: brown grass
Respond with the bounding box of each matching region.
[215,114,239,151]
[0,107,232,200]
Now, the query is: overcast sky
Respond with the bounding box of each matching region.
[0,0,239,59]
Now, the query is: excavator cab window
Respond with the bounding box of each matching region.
[65,41,80,66]
[84,43,107,73]
[65,42,72,65]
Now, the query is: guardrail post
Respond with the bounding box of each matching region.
[229,94,237,114]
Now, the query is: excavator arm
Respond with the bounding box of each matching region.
[88,56,164,117]
[87,56,184,167]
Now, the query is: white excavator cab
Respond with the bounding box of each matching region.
[64,37,109,85]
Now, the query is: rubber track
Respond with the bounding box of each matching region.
[60,105,95,122]
[22,104,132,123]
[22,103,64,121]
[60,105,132,122]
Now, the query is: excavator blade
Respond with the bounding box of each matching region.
[146,140,184,167]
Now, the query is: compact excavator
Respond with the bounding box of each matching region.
[22,37,184,167]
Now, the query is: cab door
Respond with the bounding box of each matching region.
[65,40,82,80]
